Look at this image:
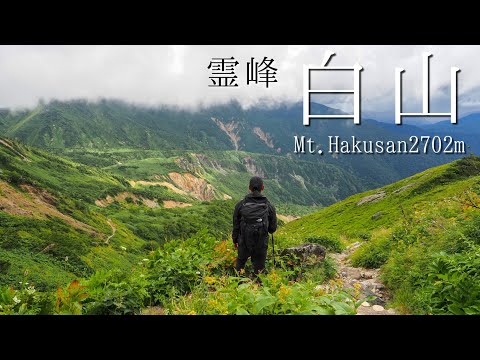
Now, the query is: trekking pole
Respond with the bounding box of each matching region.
[271,234,276,268]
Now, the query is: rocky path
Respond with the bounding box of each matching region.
[105,219,116,244]
[330,242,396,315]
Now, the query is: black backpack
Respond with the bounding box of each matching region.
[240,200,269,251]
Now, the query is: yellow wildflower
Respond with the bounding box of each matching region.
[278,284,291,302]
[353,282,362,298]
[204,276,216,285]
[208,299,219,307]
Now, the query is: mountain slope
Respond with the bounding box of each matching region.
[278,155,480,242]
[98,149,365,207]
[0,138,145,289]
[277,156,480,314]
[1,99,459,188]
[0,138,235,290]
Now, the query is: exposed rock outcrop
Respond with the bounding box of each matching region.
[290,173,308,191]
[163,200,192,209]
[95,191,159,208]
[253,127,274,148]
[175,154,227,176]
[130,173,230,201]
[393,183,416,194]
[0,181,97,236]
[211,117,241,151]
[356,191,386,206]
[243,156,265,178]
[168,172,217,201]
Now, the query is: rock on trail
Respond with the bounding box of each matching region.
[330,242,397,315]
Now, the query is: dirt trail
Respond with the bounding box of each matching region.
[330,242,397,315]
[105,219,116,244]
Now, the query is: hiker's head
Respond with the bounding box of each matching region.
[249,176,264,193]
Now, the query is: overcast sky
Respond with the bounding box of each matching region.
[0,45,479,119]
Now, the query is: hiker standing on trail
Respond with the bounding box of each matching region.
[232,176,277,275]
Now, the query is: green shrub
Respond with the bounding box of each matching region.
[356,232,372,241]
[0,282,44,315]
[350,237,390,268]
[54,280,89,315]
[0,259,11,274]
[146,230,219,304]
[379,214,480,314]
[143,241,160,252]
[302,256,337,283]
[305,235,345,253]
[274,251,337,283]
[462,214,480,246]
[420,243,480,315]
[83,270,150,315]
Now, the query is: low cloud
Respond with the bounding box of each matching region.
[0,45,478,117]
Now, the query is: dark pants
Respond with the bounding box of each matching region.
[235,242,268,275]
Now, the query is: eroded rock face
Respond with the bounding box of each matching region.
[168,172,217,201]
[191,153,227,175]
[243,156,266,178]
[163,200,192,208]
[130,172,231,201]
[281,244,326,261]
[0,181,97,236]
[253,127,274,148]
[211,117,241,151]
[95,191,159,208]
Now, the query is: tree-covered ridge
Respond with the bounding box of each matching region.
[1,99,459,188]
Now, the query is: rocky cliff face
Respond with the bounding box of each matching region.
[211,117,241,151]
[168,172,218,201]
[253,127,274,149]
[242,156,266,178]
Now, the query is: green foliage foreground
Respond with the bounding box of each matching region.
[0,230,365,315]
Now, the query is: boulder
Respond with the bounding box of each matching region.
[356,191,386,206]
[281,244,326,261]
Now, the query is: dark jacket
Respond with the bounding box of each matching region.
[232,191,277,245]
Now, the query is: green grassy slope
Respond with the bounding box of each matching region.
[277,157,480,242]
[0,138,234,290]
[278,156,480,314]
[87,149,365,208]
